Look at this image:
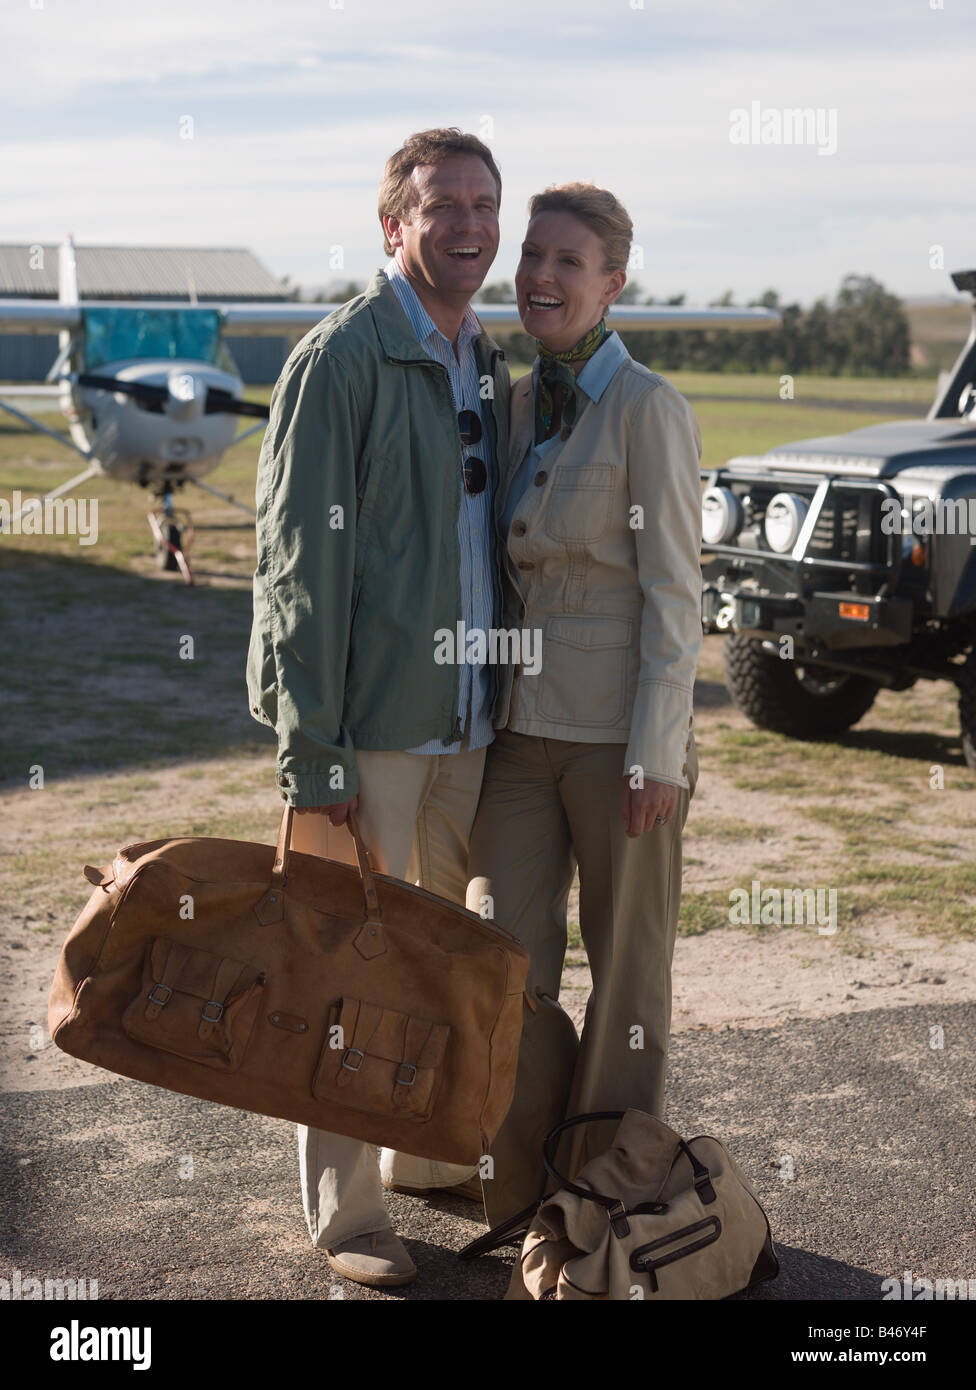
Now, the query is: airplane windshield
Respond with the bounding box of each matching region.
[82,307,222,369]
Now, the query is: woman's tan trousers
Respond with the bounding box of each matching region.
[465,728,698,1228]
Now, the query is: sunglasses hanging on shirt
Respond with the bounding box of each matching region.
[458,409,487,496]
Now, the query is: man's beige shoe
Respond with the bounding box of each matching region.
[326,1228,417,1288]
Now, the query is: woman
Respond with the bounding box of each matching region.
[465,183,703,1228]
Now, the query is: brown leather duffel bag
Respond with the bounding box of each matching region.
[49,806,530,1164]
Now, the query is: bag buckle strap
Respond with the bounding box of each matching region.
[198,957,248,1041]
[395,1062,417,1087]
[333,1000,383,1089]
[607,1200,630,1239]
[144,939,193,1020]
[678,1138,718,1206]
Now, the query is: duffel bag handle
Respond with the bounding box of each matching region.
[345,808,381,919]
[543,1111,717,1236]
[271,805,382,923]
[271,805,293,887]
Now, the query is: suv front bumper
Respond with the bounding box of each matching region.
[702,584,914,647]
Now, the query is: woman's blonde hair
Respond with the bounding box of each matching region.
[527,182,633,274]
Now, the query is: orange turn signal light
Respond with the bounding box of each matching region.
[838,602,870,621]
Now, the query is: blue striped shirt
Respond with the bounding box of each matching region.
[383,255,496,755]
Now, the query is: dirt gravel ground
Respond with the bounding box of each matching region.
[4,999,973,1301]
[2,574,974,1301]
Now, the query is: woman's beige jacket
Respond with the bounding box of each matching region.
[494,348,703,790]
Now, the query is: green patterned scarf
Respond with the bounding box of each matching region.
[534,319,609,444]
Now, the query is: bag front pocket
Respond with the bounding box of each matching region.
[121,937,265,1071]
[312,997,449,1123]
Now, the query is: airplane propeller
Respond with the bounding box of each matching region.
[75,373,270,418]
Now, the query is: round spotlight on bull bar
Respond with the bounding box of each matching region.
[701,487,744,545]
[764,492,808,554]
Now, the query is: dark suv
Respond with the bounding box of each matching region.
[701,269,976,769]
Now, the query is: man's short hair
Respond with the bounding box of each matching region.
[378,128,502,255]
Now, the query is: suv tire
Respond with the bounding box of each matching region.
[958,646,976,772]
[724,635,879,737]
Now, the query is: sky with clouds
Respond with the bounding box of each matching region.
[2,0,974,306]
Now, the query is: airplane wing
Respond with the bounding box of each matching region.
[0,383,63,396]
[0,298,782,337]
[0,301,83,331]
[220,302,782,334]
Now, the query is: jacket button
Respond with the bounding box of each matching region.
[534,470,547,486]
[518,561,534,572]
[512,520,527,536]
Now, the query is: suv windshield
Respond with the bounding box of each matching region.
[82,307,222,370]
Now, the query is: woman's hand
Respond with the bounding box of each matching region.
[620,778,678,837]
[294,794,359,827]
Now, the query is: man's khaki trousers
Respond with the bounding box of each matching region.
[289,746,485,1248]
[465,728,698,1229]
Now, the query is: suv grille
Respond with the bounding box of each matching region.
[807,497,862,561]
[733,482,879,564]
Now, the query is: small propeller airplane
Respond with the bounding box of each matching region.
[0,236,780,583]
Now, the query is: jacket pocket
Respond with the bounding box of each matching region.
[312,997,450,1123]
[121,937,265,1071]
[544,463,616,544]
[537,614,633,726]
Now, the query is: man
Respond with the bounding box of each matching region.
[246,128,510,1288]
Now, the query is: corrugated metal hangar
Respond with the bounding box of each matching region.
[0,243,292,383]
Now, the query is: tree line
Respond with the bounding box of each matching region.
[480,273,912,376]
[318,274,913,376]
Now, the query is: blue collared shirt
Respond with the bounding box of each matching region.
[383,255,496,755]
[503,329,628,535]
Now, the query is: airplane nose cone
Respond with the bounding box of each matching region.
[165,370,205,421]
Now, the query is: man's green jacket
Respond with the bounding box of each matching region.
[246,269,511,807]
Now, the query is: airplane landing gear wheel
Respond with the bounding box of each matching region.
[147,505,195,584]
[156,522,181,571]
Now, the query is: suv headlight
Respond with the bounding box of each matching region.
[764,492,808,553]
[701,487,744,545]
